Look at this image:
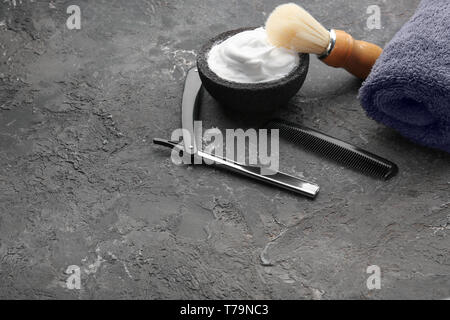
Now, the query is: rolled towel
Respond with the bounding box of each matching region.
[359,0,450,153]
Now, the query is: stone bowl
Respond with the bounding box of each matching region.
[197,27,309,115]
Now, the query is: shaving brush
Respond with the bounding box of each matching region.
[266,3,383,79]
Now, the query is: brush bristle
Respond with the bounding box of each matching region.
[265,3,330,55]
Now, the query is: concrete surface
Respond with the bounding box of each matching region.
[0,0,449,300]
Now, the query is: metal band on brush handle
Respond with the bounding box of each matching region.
[318,29,336,59]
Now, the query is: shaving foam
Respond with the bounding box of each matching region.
[207,28,299,83]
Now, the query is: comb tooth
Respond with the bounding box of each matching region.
[364,161,376,176]
[380,166,391,178]
[341,149,353,165]
[378,168,388,178]
[348,154,360,169]
[371,168,381,177]
[270,120,398,180]
[364,161,376,174]
[368,160,383,177]
[371,160,385,173]
[374,166,384,176]
[362,158,378,175]
[336,146,348,163]
[353,158,366,172]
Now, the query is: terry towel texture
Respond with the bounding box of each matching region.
[359,0,450,153]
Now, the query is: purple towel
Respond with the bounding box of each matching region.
[359,0,450,153]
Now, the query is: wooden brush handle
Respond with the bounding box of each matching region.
[321,30,383,80]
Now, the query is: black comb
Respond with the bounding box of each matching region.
[267,119,398,180]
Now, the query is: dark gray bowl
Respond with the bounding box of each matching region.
[197,27,309,115]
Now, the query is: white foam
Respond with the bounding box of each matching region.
[207,27,299,83]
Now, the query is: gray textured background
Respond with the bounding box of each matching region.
[0,0,449,299]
